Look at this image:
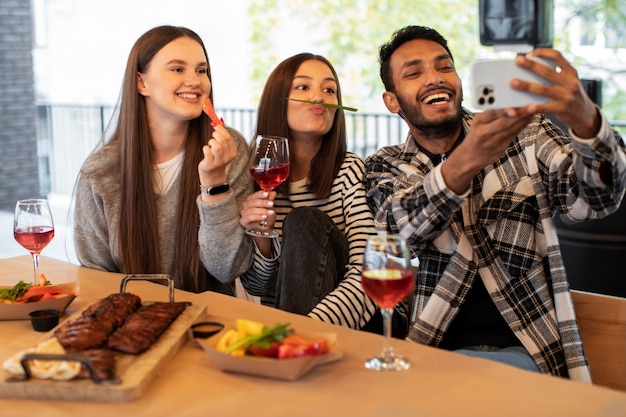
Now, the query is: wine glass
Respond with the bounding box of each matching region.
[245,135,290,238]
[361,234,415,371]
[14,199,55,286]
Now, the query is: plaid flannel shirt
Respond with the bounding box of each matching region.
[365,108,626,381]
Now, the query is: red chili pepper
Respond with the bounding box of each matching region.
[203,98,224,127]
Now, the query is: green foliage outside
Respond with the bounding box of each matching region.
[247,0,484,111]
[560,0,626,123]
[247,0,625,133]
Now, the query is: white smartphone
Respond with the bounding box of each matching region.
[469,57,554,110]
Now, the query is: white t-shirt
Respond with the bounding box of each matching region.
[153,151,184,195]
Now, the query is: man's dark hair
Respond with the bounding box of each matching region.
[379,25,454,92]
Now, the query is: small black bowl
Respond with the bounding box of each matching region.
[191,321,224,339]
[29,309,60,332]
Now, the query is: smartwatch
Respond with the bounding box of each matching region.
[201,183,230,196]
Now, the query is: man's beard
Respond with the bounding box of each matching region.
[396,94,462,139]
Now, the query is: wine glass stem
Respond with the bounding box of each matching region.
[381,307,394,359]
[257,191,272,230]
[32,253,40,286]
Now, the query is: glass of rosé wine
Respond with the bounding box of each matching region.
[245,135,290,239]
[14,199,55,286]
[361,234,415,371]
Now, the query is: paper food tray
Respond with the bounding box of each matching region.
[197,329,342,381]
[0,282,77,321]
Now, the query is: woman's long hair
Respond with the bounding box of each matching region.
[110,25,215,292]
[253,53,347,198]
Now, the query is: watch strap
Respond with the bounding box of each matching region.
[201,183,230,195]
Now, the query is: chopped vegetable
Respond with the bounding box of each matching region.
[215,329,248,356]
[202,98,224,126]
[235,318,264,336]
[0,274,64,304]
[277,335,329,359]
[246,341,280,358]
[215,319,330,360]
[0,280,32,303]
[223,322,292,354]
[286,97,358,112]
[15,285,63,303]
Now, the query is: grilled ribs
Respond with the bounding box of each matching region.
[54,292,142,352]
[49,293,187,382]
[75,349,116,381]
[107,302,187,354]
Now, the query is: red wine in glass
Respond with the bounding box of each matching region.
[249,163,290,192]
[245,135,290,239]
[14,226,55,253]
[361,234,415,371]
[14,199,55,286]
[361,268,414,310]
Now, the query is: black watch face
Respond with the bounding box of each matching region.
[209,184,229,195]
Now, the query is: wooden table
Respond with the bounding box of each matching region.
[1,256,625,417]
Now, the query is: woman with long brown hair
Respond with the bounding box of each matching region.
[73,25,251,294]
[202,53,403,333]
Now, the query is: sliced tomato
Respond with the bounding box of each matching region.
[281,335,310,346]
[277,344,294,360]
[246,341,280,358]
[301,339,329,356]
[277,337,329,359]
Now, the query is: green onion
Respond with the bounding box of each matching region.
[224,322,293,354]
[286,98,358,112]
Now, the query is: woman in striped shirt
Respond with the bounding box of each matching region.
[201,53,382,330]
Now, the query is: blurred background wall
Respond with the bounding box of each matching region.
[0,0,40,211]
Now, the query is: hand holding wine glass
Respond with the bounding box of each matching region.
[246,135,290,238]
[14,199,55,286]
[361,234,415,371]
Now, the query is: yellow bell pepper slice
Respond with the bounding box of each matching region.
[235,319,265,336]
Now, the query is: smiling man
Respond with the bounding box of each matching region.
[364,25,626,381]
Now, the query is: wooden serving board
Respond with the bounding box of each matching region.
[0,302,206,402]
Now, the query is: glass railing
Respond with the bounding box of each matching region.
[36,104,626,197]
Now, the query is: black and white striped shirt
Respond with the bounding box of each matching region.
[241,152,378,329]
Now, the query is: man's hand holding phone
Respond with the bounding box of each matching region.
[469,55,555,110]
[470,48,601,138]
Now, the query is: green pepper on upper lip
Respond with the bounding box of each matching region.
[286,98,358,112]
